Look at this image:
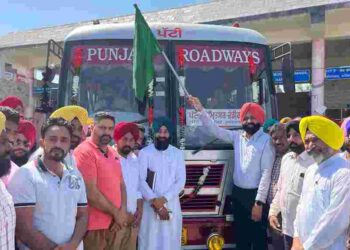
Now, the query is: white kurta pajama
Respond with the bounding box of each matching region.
[294,154,350,250]
[138,144,186,250]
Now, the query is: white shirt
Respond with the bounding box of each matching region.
[30,148,77,168]
[8,159,87,247]
[269,151,314,236]
[199,110,275,202]
[119,152,142,214]
[1,162,19,187]
[294,154,350,250]
[0,180,16,250]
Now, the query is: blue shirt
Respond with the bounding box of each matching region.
[199,110,275,202]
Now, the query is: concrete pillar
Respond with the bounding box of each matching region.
[311,39,325,114]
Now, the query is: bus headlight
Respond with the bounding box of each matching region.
[207,232,225,250]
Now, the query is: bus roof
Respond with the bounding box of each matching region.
[64,23,268,45]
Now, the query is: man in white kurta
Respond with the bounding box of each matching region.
[138,117,186,250]
[113,122,143,250]
[292,116,350,250]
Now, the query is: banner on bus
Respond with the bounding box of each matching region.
[186,109,241,127]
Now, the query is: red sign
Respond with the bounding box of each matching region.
[157,27,182,38]
[175,45,264,67]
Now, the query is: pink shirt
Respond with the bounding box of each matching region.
[1,162,19,187]
[74,139,122,231]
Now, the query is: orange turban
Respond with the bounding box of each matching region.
[18,119,36,149]
[239,102,265,125]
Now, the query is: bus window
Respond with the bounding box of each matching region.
[175,43,269,148]
[62,41,167,125]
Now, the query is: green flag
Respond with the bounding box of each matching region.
[133,4,161,101]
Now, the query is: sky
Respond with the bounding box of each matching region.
[0,0,209,36]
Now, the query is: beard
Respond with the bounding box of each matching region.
[307,150,326,164]
[119,146,132,157]
[48,147,66,162]
[11,150,29,166]
[70,135,82,150]
[154,137,170,151]
[242,123,261,135]
[0,150,11,178]
[99,135,112,146]
[289,143,305,155]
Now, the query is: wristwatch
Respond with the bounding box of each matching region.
[255,200,264,206]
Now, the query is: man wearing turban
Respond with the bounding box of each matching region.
[263,118,279,133]
[50,105,90,150]
[11,120,36,166]
[138,117,186,250]
[292,116,350,250]
[113,122,143,250]
[269,120,314,250]
[0,111,16,250]
[0,96,24,117]
[30,105,90,168]
[0,106,20,186]
[189,96,275,250]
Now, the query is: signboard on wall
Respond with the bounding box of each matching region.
[326,66,350,80]
[273,69,311,84]
[274,66,350,85]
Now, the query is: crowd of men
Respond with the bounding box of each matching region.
[1,94,350,250]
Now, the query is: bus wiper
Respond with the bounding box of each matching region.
[133,118,149,124]
[192,126,242,155]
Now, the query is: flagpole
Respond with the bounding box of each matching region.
[161,51,190,97]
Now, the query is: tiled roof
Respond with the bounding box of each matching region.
[0,0,348,49]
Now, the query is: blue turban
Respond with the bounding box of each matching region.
[263,118,279,133]
[152,117,175,135]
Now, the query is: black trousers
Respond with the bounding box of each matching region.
[283,234,293,250]
[266,207,285,250]
[232,185,268,250]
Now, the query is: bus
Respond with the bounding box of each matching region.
[57,22,279,249]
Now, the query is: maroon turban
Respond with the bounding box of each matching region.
[0,96,24,110]
[114,122,139,142]
[18,119,36,149]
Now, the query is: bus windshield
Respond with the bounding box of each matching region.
[62,41,167,124]
[176,43,273,148]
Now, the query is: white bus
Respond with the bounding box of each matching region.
[57,22,279,249]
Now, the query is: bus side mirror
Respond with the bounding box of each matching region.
[282,56,295,92]
[42,66,55,83]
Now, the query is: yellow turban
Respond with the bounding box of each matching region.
[300,115,344,150]
[280,117,292,124]
[50,106,89,125]
[0,112,6,133]
[86,117,94,126]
